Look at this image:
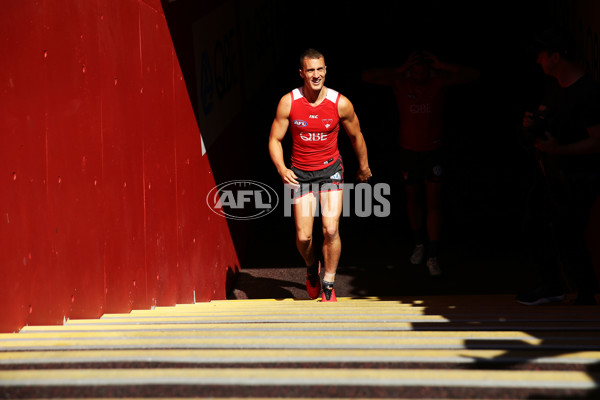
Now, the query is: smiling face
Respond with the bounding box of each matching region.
[299,56,326,92]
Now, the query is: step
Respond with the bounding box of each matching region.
[0,295,599,399]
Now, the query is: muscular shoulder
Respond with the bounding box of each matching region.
[276,92,292,118]
[337,94,355,119]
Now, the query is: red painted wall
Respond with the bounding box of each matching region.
[0,0,239,332]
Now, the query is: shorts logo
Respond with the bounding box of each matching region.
[330,172,342,180]
[322,119,333,129]
[293,120,307,127]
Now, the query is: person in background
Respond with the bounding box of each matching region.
[517,27,600,306]
[362,50,479,276]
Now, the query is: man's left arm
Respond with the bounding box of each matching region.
[424,51,480,85]
[338,95,372,182]
[536,124,600,154]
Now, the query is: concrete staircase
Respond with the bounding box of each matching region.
[1,295,599,398]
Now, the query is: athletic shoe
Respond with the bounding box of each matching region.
[306,261,321,299]
[410,244,425,264]
[321,282,337,302]
[516,287,565,305]
[426,257,442,276]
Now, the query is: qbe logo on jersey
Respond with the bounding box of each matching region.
[206,180,279,220]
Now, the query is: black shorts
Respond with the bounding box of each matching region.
[400,148,443,184]
[290,157,344,200]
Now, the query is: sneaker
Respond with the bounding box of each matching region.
[426,257,442,276]
[306,261,321,299]
[321,282,337,302]
[516,287,565,306]
[410,244,425,264]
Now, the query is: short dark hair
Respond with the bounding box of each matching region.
[299,48,325,69]
[413,50,433,67]
[533,27,577,61]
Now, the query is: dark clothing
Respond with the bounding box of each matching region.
[541,74,600,178]
[530,74,600,298]
[290,157,344,200]
[399,147,444,184]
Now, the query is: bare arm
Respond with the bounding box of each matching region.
[362,51,421,86]
[338,95,372,182]
[268,94,298,185]
[535,124,600,154]
[424,51,480,85]
[361,67,402,86]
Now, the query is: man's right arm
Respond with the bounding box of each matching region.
[362,51,419,86]
[361,68,398,86]
[268,94,298,185]
[426,51,480,85]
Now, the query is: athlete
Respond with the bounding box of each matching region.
[268,48,372,302]
[362,50,479,276]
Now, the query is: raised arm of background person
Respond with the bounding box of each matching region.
[362,67,401,86]
[423,51,480,85]
[268,93,298,185]
[338,95,372,182]
[361,51,419,86]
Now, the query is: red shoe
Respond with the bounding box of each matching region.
[321,282,337,302]
[306,261,321,299]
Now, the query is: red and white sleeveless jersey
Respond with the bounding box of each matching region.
[289,87,341,171]
[393,76,446,151]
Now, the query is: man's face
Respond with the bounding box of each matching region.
[409,63,431,85]
[536,50,558,76]
[300,57,326,91]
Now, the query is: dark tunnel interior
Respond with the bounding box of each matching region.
[160,0,594,296]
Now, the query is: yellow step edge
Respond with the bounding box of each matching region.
[0,368,596,389]
[1,348,600,363]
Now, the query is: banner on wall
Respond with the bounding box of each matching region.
[190,0,283,154]
[192,0,243,153]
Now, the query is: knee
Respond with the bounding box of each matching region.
[428,200,442,213]
[322,222,339,241]
[296,231,312,245]
[426,193,443,212]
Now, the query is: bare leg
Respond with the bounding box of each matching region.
[293,193,317,266]
[425,180,443,244]
[424,180,443,275]
[320,189,344,280]
[405,183,424,235]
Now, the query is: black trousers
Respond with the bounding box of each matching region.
[524,169,600,296]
